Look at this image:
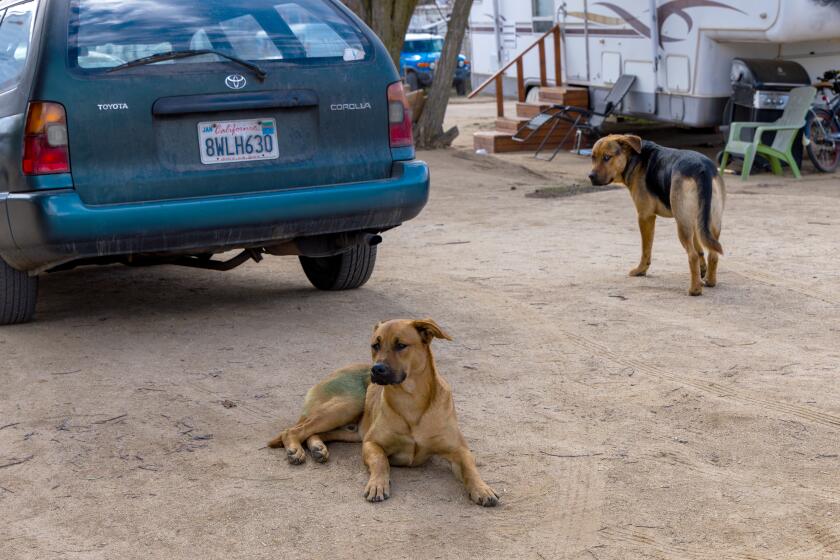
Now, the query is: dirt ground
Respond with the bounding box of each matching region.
[2,99,840,560]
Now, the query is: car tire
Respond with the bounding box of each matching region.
[406,72,420,92]
[299,245,377,291]
[0,257,38,325]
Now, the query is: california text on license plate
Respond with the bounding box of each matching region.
[198,118,279,164]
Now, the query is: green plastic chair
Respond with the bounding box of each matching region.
[720,86,817,181]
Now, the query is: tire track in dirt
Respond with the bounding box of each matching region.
[598,526,777,560]
[729,265,840,306]
[641,442,840,505]
[560,330,840,428]
[499,461,602,557]
[801,524,840,558]
[418,275,840,430]
[381,273,840,501]
[602,522,840,560]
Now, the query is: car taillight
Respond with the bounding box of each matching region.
[387,82,413,148]
[23,102,70,175]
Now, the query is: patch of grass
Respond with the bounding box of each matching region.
[526,183,619,199]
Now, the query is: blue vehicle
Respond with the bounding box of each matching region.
[401,33,471,95]
[0,0,429,324]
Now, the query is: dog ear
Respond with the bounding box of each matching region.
[413,319,453,344]
[619,135,642,154]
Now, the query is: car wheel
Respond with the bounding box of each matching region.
[406,72,420,92]
[299,245,377,291]
[0,257,38,325]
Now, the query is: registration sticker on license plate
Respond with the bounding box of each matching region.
[198,118,279,164]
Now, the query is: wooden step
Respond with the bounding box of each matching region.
[516,102,552,119]
[473,120,581,154]
[474,131,525,153]
[495,116,530,134]
[538,85,589,107]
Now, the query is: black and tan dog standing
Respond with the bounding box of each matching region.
[589,134,726,296]
[267,319,499,507]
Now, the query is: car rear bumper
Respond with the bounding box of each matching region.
[410,69,469,87]
[0,160,429,273]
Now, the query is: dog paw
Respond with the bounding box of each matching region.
[469,484,500,507]
[286,446,306,465]
[364,479,390,503]
[689,287,703,296]
[628,267,648,277]
[309,443,329,464]
[704,279,717,288]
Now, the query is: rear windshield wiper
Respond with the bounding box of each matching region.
[106,49,267,81]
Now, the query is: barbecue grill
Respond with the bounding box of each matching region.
[723,58,812,166]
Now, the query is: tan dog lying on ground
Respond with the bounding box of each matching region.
[267,319,499,507]
[589,134,726,296]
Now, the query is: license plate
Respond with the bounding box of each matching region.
[198,118,279,164]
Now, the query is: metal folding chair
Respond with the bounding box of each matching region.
[512,75,636,161]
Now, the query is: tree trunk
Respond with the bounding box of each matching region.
[341,0,419,68]
[414,0,474,149]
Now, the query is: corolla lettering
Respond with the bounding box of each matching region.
[330,102,372,111]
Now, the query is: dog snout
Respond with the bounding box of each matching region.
[588,172,600,185]
[371,362,391,383]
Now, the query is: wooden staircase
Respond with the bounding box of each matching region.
[468,24,591,154]
[474,86,589,153]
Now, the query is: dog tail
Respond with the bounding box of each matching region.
[698,162,724,255]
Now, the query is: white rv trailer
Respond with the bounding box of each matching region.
[469,0,840,126]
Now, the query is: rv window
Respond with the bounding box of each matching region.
[532,0,554,32]
[532,0,553,18]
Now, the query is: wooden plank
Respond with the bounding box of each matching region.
[495,116,530,134]
[495,76,504,117]
[553,27,562,86]
[538,86,589,106]
[516,102,551,119]
[538,41,547,86]
[516,59,525,102]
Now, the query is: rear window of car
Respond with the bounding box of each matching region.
[0,0,37,91]
[68,0,370,71]
[403,39,443,54]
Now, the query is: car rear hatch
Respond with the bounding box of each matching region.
[48,0,395,206]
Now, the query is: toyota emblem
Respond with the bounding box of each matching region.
[225,74,247,90]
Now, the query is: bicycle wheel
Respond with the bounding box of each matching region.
[805,108,840,173]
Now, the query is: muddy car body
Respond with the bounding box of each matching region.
[0,0,429,324]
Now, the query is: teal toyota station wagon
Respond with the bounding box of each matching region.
[0,0,429,324]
